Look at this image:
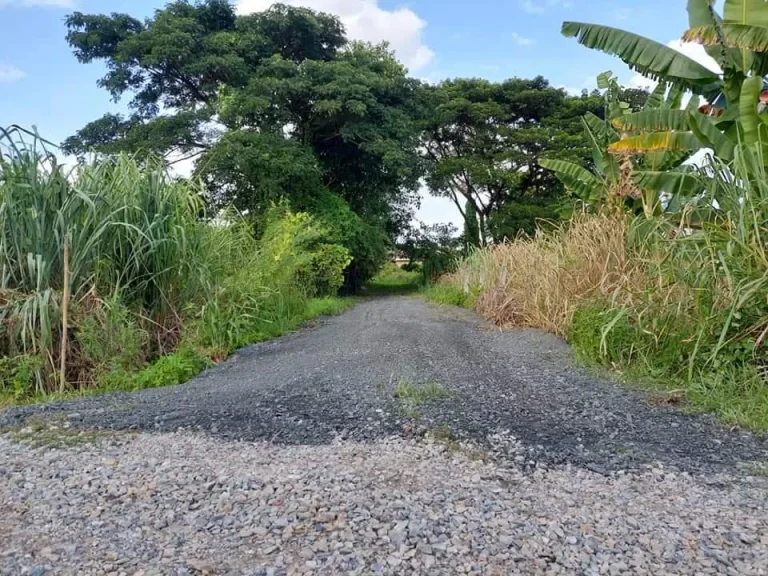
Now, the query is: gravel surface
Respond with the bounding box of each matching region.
[1,297,766,474]
[1,431,767,576]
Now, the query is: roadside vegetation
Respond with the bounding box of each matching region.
[0,128,352,404]
[430,2,768,430]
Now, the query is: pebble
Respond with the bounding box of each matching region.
[1,432,767,575]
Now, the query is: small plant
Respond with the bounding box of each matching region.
[393,379,454,420]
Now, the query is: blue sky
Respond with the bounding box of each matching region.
[0,0,710,225]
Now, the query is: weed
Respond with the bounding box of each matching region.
[3,415,130,449]
[394,379,453,406]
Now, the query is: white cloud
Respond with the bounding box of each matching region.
[521,0,573,14]
[236,0,434,72]
[0,0,75,7]
[0,63,25,83]
[511,32,535,47]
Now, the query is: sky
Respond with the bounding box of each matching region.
[0,0,719,227]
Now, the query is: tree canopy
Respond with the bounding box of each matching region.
[420,77,604,244]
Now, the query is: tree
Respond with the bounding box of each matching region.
[215,42,423,231]
[420,77,603,245]
[462,201,481,249]
[63,1,346,159]
[62,1,425,290]
[540,72,694,216]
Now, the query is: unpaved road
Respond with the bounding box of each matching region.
[2,297,768,575]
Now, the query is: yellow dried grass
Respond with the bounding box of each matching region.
[448,214,644,337]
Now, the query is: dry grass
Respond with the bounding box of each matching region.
[445,214,644,337]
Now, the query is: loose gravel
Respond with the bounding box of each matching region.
[1,297,766,474]
[2,432,767,576]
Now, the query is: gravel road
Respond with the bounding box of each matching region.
[2,297,768,575]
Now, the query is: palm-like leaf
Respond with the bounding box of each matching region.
[739,75,763,144]
[723,0,768,28]
[634,169,703,197]
[686,0,743,69]
[538,158,604,199]
[684,24,768,52]
[608,131,703,153]
[613,109,690,132]
[687,110,736,159]
[561,22,721,92]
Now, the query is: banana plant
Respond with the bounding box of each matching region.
[562,0,768,168]
[540,72,696,212]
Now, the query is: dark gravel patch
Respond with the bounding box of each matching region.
[1,297,766,474]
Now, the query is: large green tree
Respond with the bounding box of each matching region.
[420,76,603,244]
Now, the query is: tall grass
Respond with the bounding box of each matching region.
[0,131,351,399]
[446,214,641,337]
[437,144,768,429]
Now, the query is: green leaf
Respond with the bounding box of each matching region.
[612,109,690,132]
[538,158,603,198]
[723,0,768,28]
[608,131,703,153]
[582,112,619,144]
[686,0,743,69]
[643,82,668,109]
[739,75,763,144]
[687,110,736,159]
[634,169,703,196]
[562,22,721,91]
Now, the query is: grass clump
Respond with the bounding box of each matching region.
[394,378,453,420]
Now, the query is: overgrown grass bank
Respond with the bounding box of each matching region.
[0,138,354,405]
[432,147,768,430]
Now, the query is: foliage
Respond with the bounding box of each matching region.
[399,222,461,284]
[62,2,423,289]
[0,131,352,401]
[440,143,768,429]
[539,71,693,216]
[366,263,423,295]
[420,76,604,244]
[561,1,768,174]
